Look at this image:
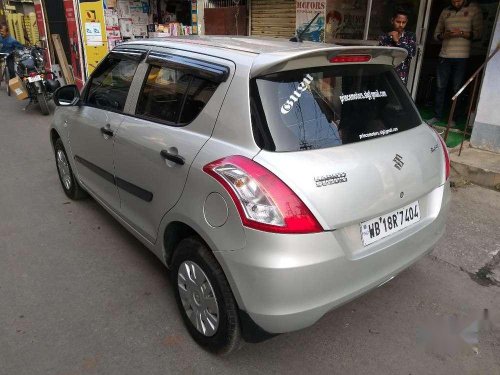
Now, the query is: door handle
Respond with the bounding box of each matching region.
[160,149,185,165]
[100,126,114,137]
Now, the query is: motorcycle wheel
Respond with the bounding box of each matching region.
[37,93,50,115]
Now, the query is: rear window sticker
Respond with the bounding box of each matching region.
[339,90,387,104]
[280,74,314,114]
[359,127,398,140]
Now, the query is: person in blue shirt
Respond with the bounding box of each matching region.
[0,24,23,78]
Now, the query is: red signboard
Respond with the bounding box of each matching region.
[34,2,51,71]
[63,0,85,88]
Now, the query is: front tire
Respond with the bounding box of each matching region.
[38,93,50,115]
[172,237,241,355]
[54,138,87,200]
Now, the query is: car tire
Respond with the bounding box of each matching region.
[172,237,241,355]
[54,138,87,200]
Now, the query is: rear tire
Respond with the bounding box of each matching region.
[54,138,87,200]
[172,237,241,355]
[38,93,50,115]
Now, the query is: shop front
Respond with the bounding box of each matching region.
[310,0,498,149]
[322,0,499,109]
[203,0,247,36]
[77,0,198,74]
[103,0,197,48]
[250,0,296,38]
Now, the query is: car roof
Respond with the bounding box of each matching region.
[124,35,336,56]
[121,36,408,77]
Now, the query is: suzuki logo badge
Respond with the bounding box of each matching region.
[393,154,404,170]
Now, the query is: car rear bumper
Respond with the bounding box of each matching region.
[215,183,450,334]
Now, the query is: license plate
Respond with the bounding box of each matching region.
[28,75,42,83]
[360,201,421,246]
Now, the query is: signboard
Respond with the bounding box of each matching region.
[33,0,51,71]
[63,0,85,89]
[296,1,326,42]
[79,0,108,75]
[325,1,366,41]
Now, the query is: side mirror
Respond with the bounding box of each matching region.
[54,84,80,106]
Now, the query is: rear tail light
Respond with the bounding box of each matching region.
[203,156,323,234]
[329,55,371,63]
[433,130,450,180]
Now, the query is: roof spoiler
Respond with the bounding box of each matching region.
[250,46,408,78]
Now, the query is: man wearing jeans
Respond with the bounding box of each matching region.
[427,0,482,127]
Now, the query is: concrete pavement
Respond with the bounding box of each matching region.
[0,93,499,375]
[450,141,500,192]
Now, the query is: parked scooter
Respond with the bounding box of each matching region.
[14,46,60,115]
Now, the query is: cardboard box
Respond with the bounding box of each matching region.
[9,77,28,100]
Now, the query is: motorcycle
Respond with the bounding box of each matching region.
[14,46,60,115]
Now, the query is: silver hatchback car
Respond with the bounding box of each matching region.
[51,36,450,354]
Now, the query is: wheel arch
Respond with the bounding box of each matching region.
[163,221,204,267]
[50,128,60,149]
[163,220,276,344]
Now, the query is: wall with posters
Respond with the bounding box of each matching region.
[296,1,326,42]
[79,0,108,75]
[324,0,367,42]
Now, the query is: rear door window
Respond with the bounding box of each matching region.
[252,65,422,151]
[136,65,219,125]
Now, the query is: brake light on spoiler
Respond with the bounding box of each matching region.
[329,55,372,63]
[204,156,323,234]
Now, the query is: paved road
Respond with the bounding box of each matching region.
[0,93,499,375]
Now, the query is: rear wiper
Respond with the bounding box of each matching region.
[290,12,320,43]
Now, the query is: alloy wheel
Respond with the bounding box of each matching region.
[56,149,72,191]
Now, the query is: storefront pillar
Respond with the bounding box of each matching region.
[471,6,500,154]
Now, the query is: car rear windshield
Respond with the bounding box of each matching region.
[251,64,422,152]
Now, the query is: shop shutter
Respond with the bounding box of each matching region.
[250,0,296,38]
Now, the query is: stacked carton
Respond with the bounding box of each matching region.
[23,13,39,46]
[7,13,26,45]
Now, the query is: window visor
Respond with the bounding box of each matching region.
[146,51,230,83]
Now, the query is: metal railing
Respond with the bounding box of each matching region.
[444,43,500,156]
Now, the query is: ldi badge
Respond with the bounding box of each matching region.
[393,154,404,170]
[314,172,347,187]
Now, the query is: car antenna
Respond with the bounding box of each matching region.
[290,12,320,42]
